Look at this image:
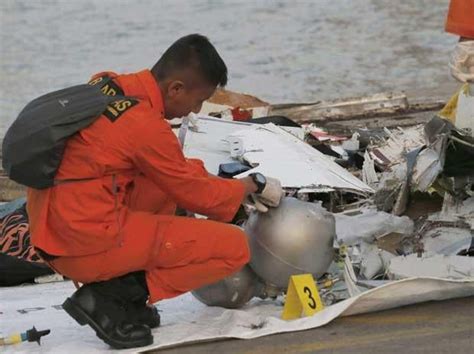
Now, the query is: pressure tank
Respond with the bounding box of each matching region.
[245,197,335,289]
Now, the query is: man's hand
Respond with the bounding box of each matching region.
[241,175,284,213]
[255,176,284,207]
[449,40,474,83]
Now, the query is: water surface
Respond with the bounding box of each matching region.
[0,0,459,134]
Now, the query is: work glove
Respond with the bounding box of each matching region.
[449,40,474,83]
[246,176,284,213]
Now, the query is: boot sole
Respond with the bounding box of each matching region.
[62,297,153,349]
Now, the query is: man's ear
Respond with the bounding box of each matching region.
[167,80,185,98]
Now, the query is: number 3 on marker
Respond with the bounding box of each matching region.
[281,274,324,320]
[303,286,317,309]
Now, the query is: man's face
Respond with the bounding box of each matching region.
[162,71,216,119]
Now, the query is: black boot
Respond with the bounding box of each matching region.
[127,302,161,329]
[122,272,161,329]
[62,279,153,349]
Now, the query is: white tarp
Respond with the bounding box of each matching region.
[1,277,473,353]
[181,117,373,195]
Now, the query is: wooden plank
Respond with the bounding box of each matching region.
[269,92,445,125]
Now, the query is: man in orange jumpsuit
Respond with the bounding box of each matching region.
[445,0,474,82]
[27,34,283,349]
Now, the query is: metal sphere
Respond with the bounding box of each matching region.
[245,197,335,289]
[191,265,263,308]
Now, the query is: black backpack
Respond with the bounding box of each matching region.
[2,77,132,189]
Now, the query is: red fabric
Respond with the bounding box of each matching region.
[445,0,474,38]
[27,69,246,257]
[231,107,252,121]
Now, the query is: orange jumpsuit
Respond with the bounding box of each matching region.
[27,70,250,303]
[445,0,474,38]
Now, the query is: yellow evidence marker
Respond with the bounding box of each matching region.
[282,274,324,320]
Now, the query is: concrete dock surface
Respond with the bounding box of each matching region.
[152,296,474,354]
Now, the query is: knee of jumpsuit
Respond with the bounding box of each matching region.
[145,225,251,303]
[225,226,251,271]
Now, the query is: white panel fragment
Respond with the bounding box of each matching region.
[181,117,373,195]
[388,254,474,280]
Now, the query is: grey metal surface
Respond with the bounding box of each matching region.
[245,197,335,289]
[191,265,264,309]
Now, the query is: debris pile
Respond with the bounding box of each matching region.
[181,88,473,307]
[308,114,472,302]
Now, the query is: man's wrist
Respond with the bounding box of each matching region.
[240,176,259,196]
[250,173,267,194]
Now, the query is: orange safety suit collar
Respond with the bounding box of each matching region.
[135,70,165,116]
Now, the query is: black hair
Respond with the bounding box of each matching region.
[151,34,227,87]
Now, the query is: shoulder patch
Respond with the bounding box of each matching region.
[88,75,139,122]
[88,76,124,96]
[103,99,139,122]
